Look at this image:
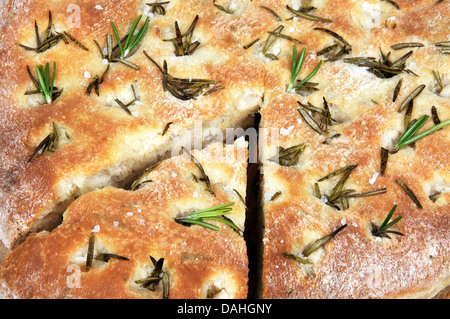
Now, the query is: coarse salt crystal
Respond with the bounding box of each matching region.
[84,71,91,79]
[193,191,199,198]
[113,221,119,227]
[369,172,379,185]
[171,172,177,177]
[92,225,100,232]
[95,5,103,10]
[127,212,133,216]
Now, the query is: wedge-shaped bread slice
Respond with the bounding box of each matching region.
[0,138,248,298]
[259,1,450,298]
[0,0,266,249]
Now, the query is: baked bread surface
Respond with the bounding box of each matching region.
[0,0,449,299]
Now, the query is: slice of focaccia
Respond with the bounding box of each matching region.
[0,0,266,249]
[0,139,249,298]
[259,0,450,298]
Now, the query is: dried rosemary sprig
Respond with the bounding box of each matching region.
[181,146,215,196]
[144,51,224,100]
[381,0,400,9]
[371,205,404,239]
[390,42,423,50]
[283,224,347,265]
[343,49,415,78]
[316,164,386,210]
[314,27,351,61]
[18,11,88,53]
[135,256,169,299]
[297,98,335,135]
[287,45,322,93]
[114,82,140,115]
[85,65,110,97]
[261,25,303,60]
[146,1,170,15]
[435,41,450,55]
[130,162,160,191]
[175,202,240,232]
[286,5,332,23]
[260,6,282,21]
[395,179,422,209]
[270,143,307,166]
[86,232,129,271]
[28,122,61,162]
[163,15,200,56]
[394,114,450,150]
[26,62,60,105]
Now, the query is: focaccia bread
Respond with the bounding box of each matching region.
[0,0,266,250]
[0,0,449,299]
[0,139,249,298]
[259,0,450,298]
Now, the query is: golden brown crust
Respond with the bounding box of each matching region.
[259,0,450,299]
[0,140,249,298]
[0,0,449,299]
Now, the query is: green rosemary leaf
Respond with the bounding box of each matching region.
[371,204,404,239]
[286,5,332,22]
[34,62,57,104]
[327,164,357,203]
[175,202,238,231]
[302,224,347,257]
[395,179,422,208]
[395,115,450,149]
[288,46,322,92]
[282,252,313,265]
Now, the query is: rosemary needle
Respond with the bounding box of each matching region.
[34,62,57,104]
[287,45,322,93]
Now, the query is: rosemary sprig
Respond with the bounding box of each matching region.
[343,48,415,78]
[395,115,450,150]
[112,15,150,61]
[18,11,88,53]
[283,224,347,265]
[130,162,160,191]
[86,232,129,271]
[287,45,322,93]
[175,202,240,232]
[261,25,303,60]
[270,143,307,166]
[371,205,404,239]
[297,98,335,135]
[28,122,61,162]
[435,41,450,55]
[163,15,200,56]
[144,51,224,100]
[181,146,215,196]
[314,27,352,61]
[114,82,140,115]
[32,62,57,105]
[395,179,422,209]
[135,256,169,299]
